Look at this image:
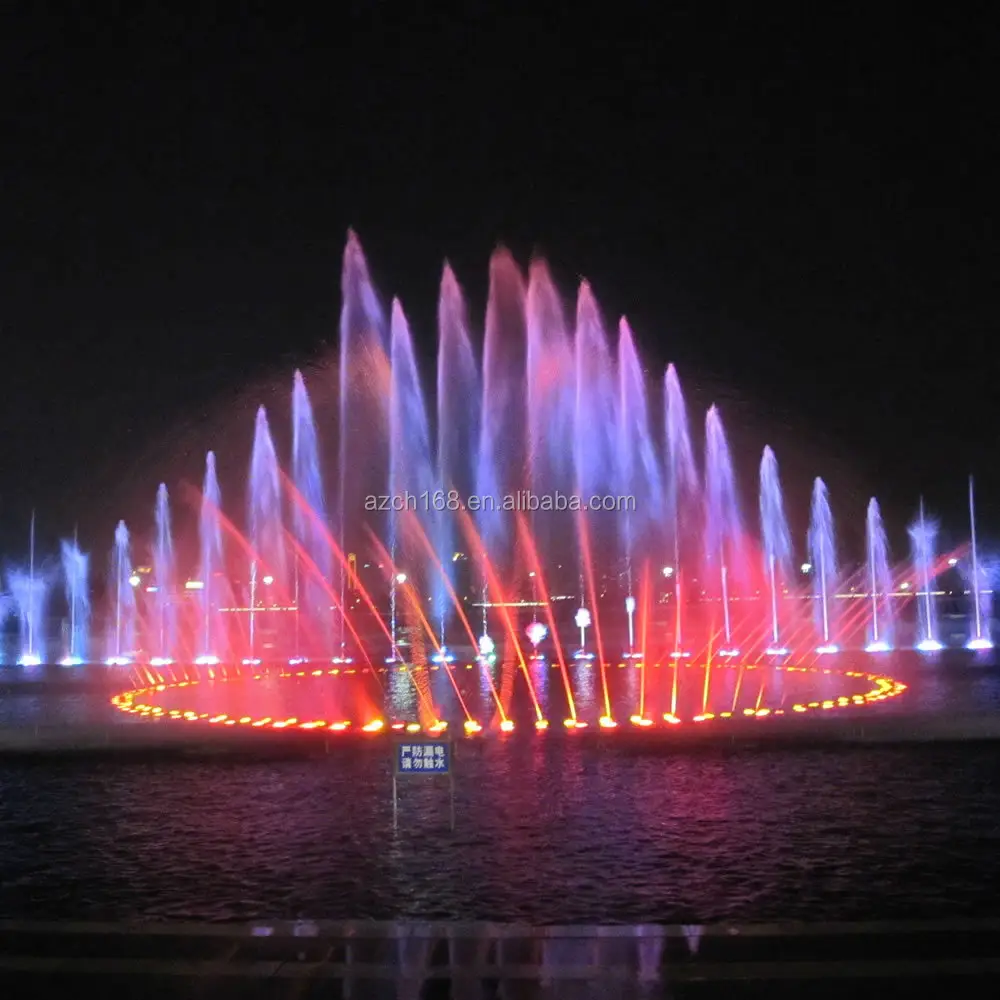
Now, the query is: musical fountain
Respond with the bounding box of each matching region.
[1,233,994,741]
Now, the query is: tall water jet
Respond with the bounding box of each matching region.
[337,231,387,654]
[967,476,992,650]
[60,537,89,664]
[807,479,838,653]
[152,483,177,664]
[705,407,743,655]
[525,259,574,568]
[249,406,287,592]
[198,451,225,663]
[388,300,437,661]
[617,320,662,656]
[292,370,331,659]
[107,520,135,664]
[664,365,698,656]
[437,264,480,648]
[865,498,894,652]
[759,447,791,654]
[12,511,45,665]
[476,248,527,566]
[909,499,942,652]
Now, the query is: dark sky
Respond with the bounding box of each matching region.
[1,3,997,561]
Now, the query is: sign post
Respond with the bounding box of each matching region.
[392,737,454,831]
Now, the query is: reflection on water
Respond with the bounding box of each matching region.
[0,652,999,924]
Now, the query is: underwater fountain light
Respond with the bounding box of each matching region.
[717,648,740,658]
[105,656,131,666]
[430,647,456,663]
[195,654,220,665]
[59,656,84,667]
[816,644,839,654]
[361,720,384,732]
[288,656,308,666]
[499,719,514,732]
[598,715,617,728]
[915,638,944,652]
[241,657,262,666]
[865,640,892,653]
[534,719,549,730]
[765,646,789,656]
[967,637,994,651]
[150,657,174,667]
[17,653,42,667]
[463,719,483,733]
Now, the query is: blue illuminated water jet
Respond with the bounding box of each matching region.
[967,476,993,650]
[198,451,225,663]
[106,520,135,665]
[249,406,287,594]
[664,365,697,656]
[11,510,47,665]
[704,406,743,655]
[292,370,331,659]
[60,538,89,664]
[808,478,838,653]
[865,498,894,652]
[759,446,791,654]
[152,483,177,663]
[909,499,942,652]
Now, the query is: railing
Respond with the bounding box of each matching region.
[2,918,1000,995]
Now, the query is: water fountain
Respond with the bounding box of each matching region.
[106,519,135,665]
[808,479,838,653]
[704,407,742,657]
[151,483,177,666]
[664,365,697,659]
[759,447,791,655]
[197,451,224,664]
[864,499,894,652]
[967,476,992,650]
[909,499,943,652]
[60,537,89,665]
[11,512,48,666]
[292,370,332,661]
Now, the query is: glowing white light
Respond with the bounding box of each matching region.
[150,657,174,667]
[800,563,812,574]
[661,566,674,578]
[865,641,892,653]
[184,580,204,590]
[948,557,958,567]
[574,607,591,630]
[17,653,42,667]
[899,581,910,590]
[624,595,636,614]
[765,647,789,656]
[128,574,141,587]
[395,572,407,584]
[194,654,220,665]
[105,656,131,666]
[477,634,495,657]
[145,585,159,593]
[915,638,944,652]
[717,648,740,658]
[60,656,83,667]
[525,621,548,647]
[262,575,274,586]
[815,643,839,654]
[967,637,994,650]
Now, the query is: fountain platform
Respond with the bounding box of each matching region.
[1,917,999,997]
[5,710,1000,757]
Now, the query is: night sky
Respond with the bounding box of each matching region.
[1,4,997,563]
